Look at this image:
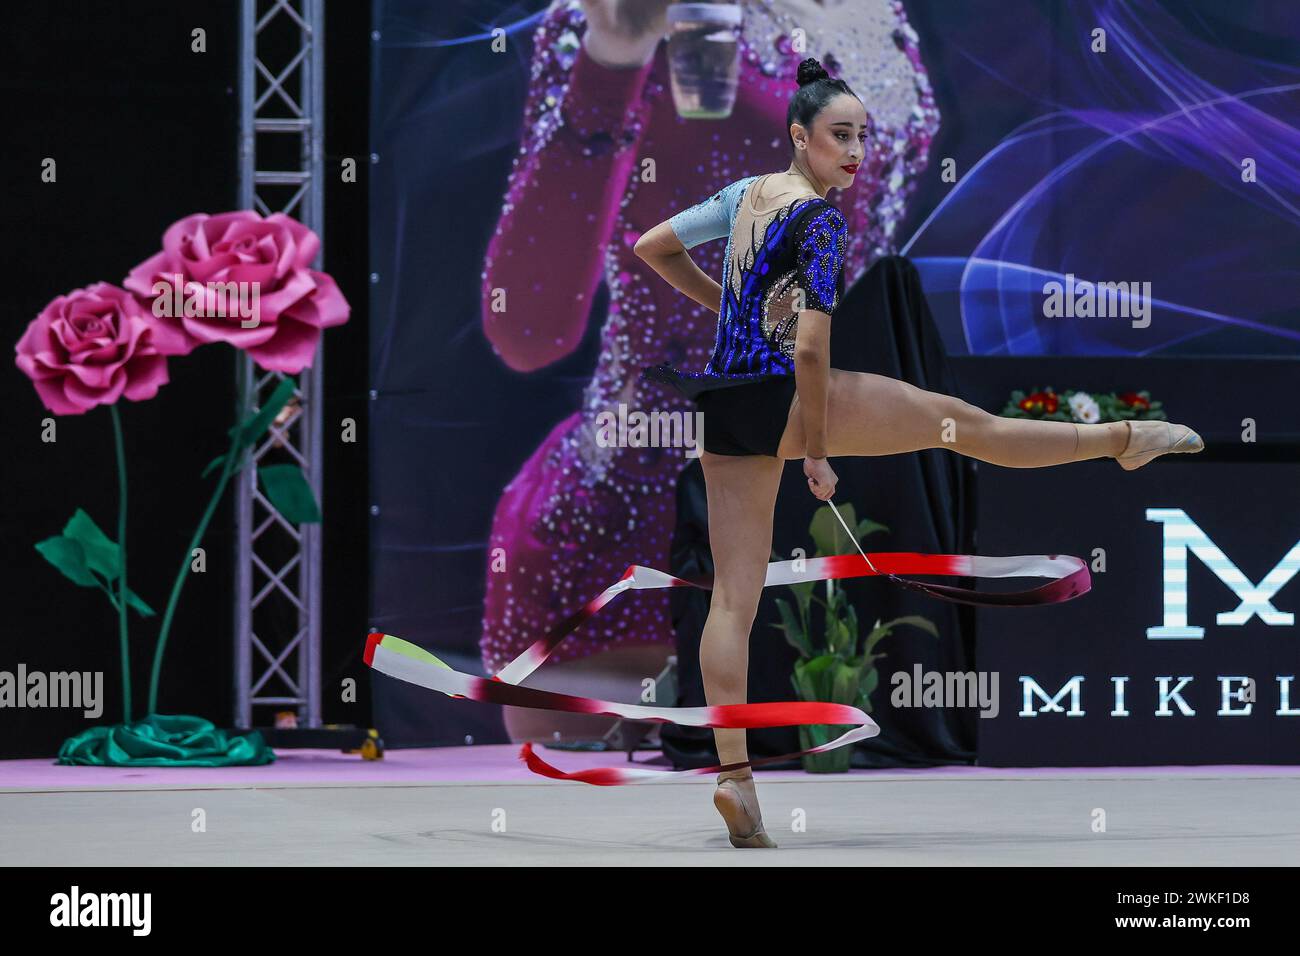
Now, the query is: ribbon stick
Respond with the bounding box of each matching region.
[364,508,1090,785]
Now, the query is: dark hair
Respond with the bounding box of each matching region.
[787,58,857,150]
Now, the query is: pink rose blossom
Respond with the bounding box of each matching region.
[123,211,350,374]
[14,282,184,416]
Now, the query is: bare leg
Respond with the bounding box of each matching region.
[776,369,1131,463]
[698,450,784,768]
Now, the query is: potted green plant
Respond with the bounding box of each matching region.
[770,503,937,773]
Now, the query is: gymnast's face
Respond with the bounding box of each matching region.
[794,93,869,189]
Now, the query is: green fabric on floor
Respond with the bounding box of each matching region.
[57,713,275,766]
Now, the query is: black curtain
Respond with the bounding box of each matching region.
[661,256,979,769]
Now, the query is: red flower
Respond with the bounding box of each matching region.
[1019,389,1058,415]
[1118,391,1150,409]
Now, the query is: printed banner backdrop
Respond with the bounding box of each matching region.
[975,458,1300,765]
[368,0,1300,746]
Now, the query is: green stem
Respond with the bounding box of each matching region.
[146,361,250,716]
[109,405,132,724]
[147,446,239,715]
[94,576,122,612]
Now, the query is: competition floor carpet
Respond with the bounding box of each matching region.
[2,749,1297,865]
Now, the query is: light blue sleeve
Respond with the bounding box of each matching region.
[668,176,758,250]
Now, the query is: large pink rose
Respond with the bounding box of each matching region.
[14,282,185,416]
[123,211,350,374]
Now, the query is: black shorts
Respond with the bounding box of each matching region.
[696,375,798,457]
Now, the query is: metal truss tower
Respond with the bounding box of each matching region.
[234,0,326,727]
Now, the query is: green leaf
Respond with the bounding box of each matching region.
[258,464,322,523]
[35,536,98,587]
[62,508,120,579]
[788,578,816,613]
[123,587,156,617]
[862,666,879,702]
[843,602,860,655]
[863,666,879,696]
[855,518,889,541]
[795,655,837,701]
[887,614,940,637]
[229,375,298,450]
[791,662,820,702]
[35,537,156,618]
[830,660,862,705]
[824,617,846,657]
[799,655,837,678]
[201,453,228,479]
[770,597,792,637]
[864,614,939,656]
[862,622,891,657]
[773,597,814,659]
[809,502,856,557]
[96,571,155,618]
[93,577,122,612]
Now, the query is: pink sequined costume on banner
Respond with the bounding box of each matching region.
[478,0,940,674]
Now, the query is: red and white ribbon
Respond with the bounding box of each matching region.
[364,501,1090,785]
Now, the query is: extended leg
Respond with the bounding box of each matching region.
[777,369,1130,465]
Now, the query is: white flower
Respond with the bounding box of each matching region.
[1069,392,1101,424]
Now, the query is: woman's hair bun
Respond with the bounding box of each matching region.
[796,58,830,88]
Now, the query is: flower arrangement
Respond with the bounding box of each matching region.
[769,503,937,774]
[13,211,350,766]
[999,387,1166,424]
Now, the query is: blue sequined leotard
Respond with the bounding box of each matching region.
[642,174,849,400]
